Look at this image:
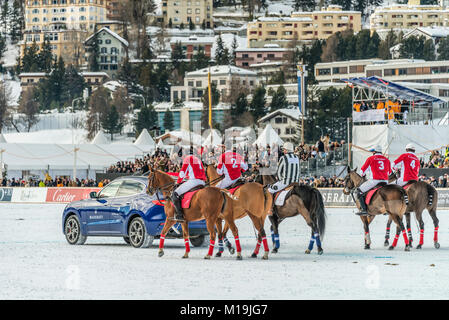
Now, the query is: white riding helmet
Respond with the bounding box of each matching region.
[282,142,294,152]
[406,143,416,151]
[369,145,382,153]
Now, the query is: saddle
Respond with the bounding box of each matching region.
[403,180,417,190]
[226,179,245,195]
[179,185,205,209]
[274,184,296,206]
[364,182,387,205]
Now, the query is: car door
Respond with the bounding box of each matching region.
[85,180,123,235]
[109,179,147,234]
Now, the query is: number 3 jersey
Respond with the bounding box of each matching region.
[393,152,420,182]
[361,154,392,180]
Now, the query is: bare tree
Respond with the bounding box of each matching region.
[125,0,156,59]
[86,87,111,140]
[18,87,39,132]
[0,81,12,132]
[60,30,88,69]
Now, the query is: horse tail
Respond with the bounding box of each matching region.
[263,188,273,217]
[310,187,327,239]
[220,190,238,213]
[426,183,437,209]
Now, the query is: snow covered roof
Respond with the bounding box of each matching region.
[404,27,449,39]
[186,65,257,77]
[134,129,156,146]
[258,108,302,123]
[85,27,129,47]
[170,36,215,45]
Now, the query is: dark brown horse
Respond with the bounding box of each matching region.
[257,174,327,255]
[206,165,273,259]
[343,167,410,251]
[147,167,239,259]
[384,174,439,249]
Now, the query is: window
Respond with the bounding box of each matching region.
[196,81,202,87]
[98,181,122,198]
[105,39,112,44]
[115,181,145,197]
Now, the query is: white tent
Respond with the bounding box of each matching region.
[91,130,109,144]
[157,139,165,148]
[253,124,284,147]
[203,129,222,146]
[0,133,6,143]
[134,128,155,146]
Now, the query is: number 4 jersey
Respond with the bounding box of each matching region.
[361,154,392,180]
[393,152,420,182]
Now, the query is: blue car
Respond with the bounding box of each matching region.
[62,176,209,248]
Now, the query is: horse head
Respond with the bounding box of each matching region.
[342,166,360,195]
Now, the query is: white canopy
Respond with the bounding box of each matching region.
[134,129,155,146]
[91,130,109,144]
[203,129,222,146]
[253,124,284,147]
[0,133,7,143]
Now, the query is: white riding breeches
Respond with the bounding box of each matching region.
[174,179,205,196]
[267,181,288,194]
[359,179,387,193]
[216,175,239,189]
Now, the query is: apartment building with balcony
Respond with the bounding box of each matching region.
[21,0,108,65]
[169,35,214,59]
[235,44,292,68]
[170,65,259,103]
[161,0,213,28]
[370,1,449,35]
[247,5,361,48]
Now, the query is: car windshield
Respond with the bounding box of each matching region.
[98,180,122,198]
[116,180,146,197]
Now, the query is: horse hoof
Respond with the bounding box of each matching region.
[416,244,422,249]
[405,246,410,252]
[236,254,242,260]
[388,246,395,251]
[182,254,189,259]
[262,252,269,260]
[364,245,370,250]
[204,255,211,260]
[158,250,164,257]
[250,253,257,258]
[229,248,235,255]
[384,240,389,247]
[317,248,324,255]
[215,252,222,258]
[271,248,278,254]
[305,249,311,254]
[435,242,441,249]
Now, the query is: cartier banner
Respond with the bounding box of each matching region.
[46,188,101,203]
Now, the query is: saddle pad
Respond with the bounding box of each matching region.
[181,189,201,209]
[365,187,381,205]
[228,184,243,195]
[274,186,294,206]
[403,181,416,190]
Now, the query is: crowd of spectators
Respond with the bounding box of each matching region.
[421,147,449,169]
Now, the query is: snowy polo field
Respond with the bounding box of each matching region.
[1,201,448,300]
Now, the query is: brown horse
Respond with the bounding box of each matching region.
[147,167,239,259]
[257,174,327,255]
[206,164,273,259]
[384,174,439,249]
[343,167,410,251]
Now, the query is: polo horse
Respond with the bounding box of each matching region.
[384,173,439,249]
[256,173,327,255]
[206,164,273,260]
[147,166,239,259]
[343,167,410,251]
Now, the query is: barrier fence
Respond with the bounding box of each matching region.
[1,187,449,208]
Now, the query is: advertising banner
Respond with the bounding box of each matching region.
[46,188,101,203]
[352,109,385,123]
[0,188,13,202]
[319,188,449,208]
[11,188,48,203]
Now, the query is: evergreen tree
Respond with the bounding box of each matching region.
[249,86,266,121]
[269,86,288,112]
[189,19,195,30]
[378,29,397,59]
[423,38,436,61]
[62,64,85,105]
[437,36,449,60]
[88,25,100,72]
[168,18,173,28]
[163,108,174,131]
[134,104,158,136]
[1,0,9,36]
[367,31,381,58]
[399,35,425,59]
[10,0,23,43]
[294,0,316,11]
[38,37,54,73]
[231,35,238,65]
[192,48,209,70]
[101,105,123,141]
[171,41,185,71]
[21,41,40,72]
[215,34,229,65]
[118,57,138,94]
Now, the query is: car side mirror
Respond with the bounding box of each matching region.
[89,191,98,199]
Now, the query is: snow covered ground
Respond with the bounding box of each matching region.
[1,204,448,300]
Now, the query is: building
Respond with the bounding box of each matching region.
[235,44,292,68]
[370,2,449,35]
[170,65,260,103]
[84,27,128,78]
[170,35,214,59]
[21,0,108,64]
[161,0,213,29]
[154,101,230,132]
[105,0,121,20]
[257,108,301,142]
[247,5,361,48]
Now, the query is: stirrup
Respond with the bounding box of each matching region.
[355,211,370,216]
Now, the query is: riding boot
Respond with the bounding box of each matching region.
[355,188,369,216]
[171,192,185,222]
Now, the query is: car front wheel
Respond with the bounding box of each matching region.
[190,235,206,247]
[65,215,87,245]
[128,217,154,248]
